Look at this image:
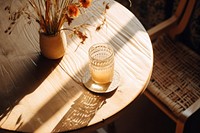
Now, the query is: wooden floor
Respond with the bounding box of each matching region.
[108,94,175,133]
[98,94,176,133]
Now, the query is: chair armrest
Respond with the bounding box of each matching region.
[147,16,177,42]
[148,0,196,42]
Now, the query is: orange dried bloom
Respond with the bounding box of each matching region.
[68,4,79,18]
[79,0,92,8]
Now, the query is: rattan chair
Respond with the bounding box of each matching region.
[144,0,200,133]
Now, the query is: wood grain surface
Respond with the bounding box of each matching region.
[0,0,153,132]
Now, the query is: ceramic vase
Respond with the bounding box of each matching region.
[39,31,67,59]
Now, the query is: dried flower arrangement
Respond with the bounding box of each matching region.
[4,0,109,44]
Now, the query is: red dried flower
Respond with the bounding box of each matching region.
[68,4,79,18]
[79,0,92,8]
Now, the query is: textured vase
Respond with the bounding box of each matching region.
[39,31,67,59]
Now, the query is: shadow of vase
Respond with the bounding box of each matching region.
[0,55,62,123]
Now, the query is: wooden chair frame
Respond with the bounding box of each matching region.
[144,0,199,133]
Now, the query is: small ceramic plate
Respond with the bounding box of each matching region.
[82,70,120,93]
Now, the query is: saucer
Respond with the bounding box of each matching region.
[82,70,120,93]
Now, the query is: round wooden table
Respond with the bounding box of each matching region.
[0,0,153,132]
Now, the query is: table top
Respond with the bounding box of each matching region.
[0,0,153,132]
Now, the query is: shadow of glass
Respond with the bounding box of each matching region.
[52,90,116,132]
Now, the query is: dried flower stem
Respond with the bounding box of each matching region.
[5,0,109,44]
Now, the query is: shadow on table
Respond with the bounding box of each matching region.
[0,55,61,129]
[0,0,148,132]
[53,90,116,132]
